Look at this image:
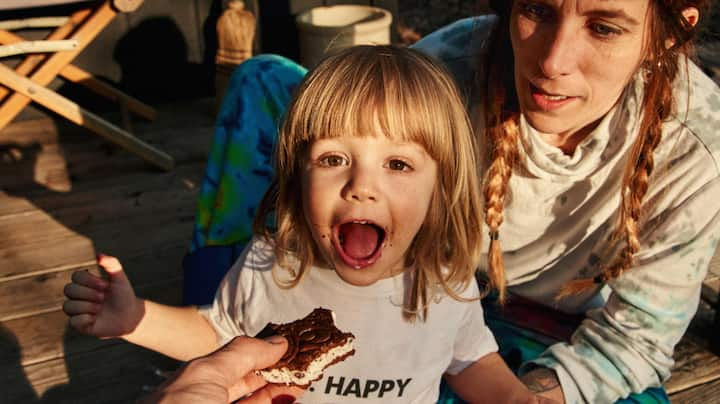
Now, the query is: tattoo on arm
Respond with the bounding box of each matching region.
[521,368,560,394]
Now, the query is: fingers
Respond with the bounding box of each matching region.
[64,282,105,302]
[195,336,289,400]
[219,335,289,373]
[69,270,108,291]
[63,300,101,316]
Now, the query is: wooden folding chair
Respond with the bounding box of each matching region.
[0,0,174,171]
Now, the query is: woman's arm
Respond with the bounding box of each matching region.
[526,176,720,404]
[520,367,565,403]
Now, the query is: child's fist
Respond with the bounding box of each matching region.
[63,254,143,338]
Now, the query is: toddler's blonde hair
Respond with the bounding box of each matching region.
[254,45,484,321]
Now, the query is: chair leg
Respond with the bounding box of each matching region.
[0,9,91,101]
[0,29,156,121]
[0,1,117,130]
[0,63,174,171]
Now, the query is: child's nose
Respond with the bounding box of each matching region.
[342,167,378,202]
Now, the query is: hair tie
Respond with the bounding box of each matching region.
[489,231,499,241]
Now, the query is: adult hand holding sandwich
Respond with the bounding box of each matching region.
[139,335,305,404]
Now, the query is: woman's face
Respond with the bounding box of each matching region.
[510,0,651,139]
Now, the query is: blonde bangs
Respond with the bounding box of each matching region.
[280,46,464,168]
[263,45,484,321]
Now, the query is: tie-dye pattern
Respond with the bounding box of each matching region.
[191,55,306,251]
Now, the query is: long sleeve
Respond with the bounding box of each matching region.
[415,15,720,403]
[527,175,720,403]
[519,60,720,404]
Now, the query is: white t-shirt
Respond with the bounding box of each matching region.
[200,237,498,404]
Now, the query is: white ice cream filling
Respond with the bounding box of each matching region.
[260,337,355,386]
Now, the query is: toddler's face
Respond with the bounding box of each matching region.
[301,133,437,286]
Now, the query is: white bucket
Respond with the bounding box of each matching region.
[296,5,392,68]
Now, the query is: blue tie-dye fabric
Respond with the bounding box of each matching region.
[191,55,307,253]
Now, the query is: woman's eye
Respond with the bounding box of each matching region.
[319,155,347,167]
[589,23,622,38]
[519,2,553,21]
[387,159,412,171]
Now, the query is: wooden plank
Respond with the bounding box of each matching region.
[0,210,95,280]
[1,277,182,369]
[0,162,202,321]
[5,342,179,404]
[1,310,115,369]
[667,329,720,394]
[0,96,216,403]
[0,163,203,279]
[0,266,95,322]
[669,377,720,404]
[0,213,191,321]
[0,100,213,193]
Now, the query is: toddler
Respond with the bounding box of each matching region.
[64,45,541,403]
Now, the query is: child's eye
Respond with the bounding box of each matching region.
[518,1,553,22]
[319,155,348,167]
[589,22,622,39]
[387,159,412,171]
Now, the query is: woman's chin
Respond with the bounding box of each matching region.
[522,112,574,136]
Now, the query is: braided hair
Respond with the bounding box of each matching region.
[481,0,711,300]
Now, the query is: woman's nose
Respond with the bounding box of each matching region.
[538,25,578,79]
[342,166,378,202]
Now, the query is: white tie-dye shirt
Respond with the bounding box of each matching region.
[415,16,720,404]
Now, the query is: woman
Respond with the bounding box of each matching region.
[187,1,719,403]
[424,1,718,403]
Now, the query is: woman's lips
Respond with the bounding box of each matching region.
[530,83,576,111]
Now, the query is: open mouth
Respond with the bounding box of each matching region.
[332,220,386,269]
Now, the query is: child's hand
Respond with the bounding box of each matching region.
[63,254,143,338]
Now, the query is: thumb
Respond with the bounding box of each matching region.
[97,254,131,285]
[212,335,289,378]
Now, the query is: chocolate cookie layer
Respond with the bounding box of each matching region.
[257,308,356,387]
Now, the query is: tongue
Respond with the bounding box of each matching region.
[340,223,379,259]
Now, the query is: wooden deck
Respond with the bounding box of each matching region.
[0,98,719,403]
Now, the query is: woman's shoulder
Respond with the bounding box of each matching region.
[670,61,720,173]
[412,15,497,99]
[412,16,496,61]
